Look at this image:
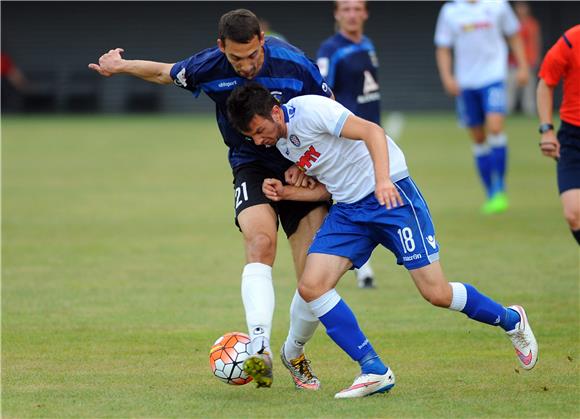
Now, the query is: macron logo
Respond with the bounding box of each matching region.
[427,235,437,249]
[174,68,187,87]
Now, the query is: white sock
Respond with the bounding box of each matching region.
[241,262,274,355]
[308,289,341,318]
[487,132,508,148]
[472,142,491,156]
[283,290,319,361]
[354,260,374,281]
[448,282,467,311]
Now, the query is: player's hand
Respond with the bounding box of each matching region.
[516,67,530,87]
[443,77,460,97]
[262,178,285,201]
[284,165,312,188]
[375,178,403,210]
[539,131,560,159]
[88,48,126,77]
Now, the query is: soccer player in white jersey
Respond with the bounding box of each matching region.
[435,0,529,214]
[227,82,538,398]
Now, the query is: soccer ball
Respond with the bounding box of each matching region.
[209,332,253,385]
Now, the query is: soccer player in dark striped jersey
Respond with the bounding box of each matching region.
[89,9,332,390]
[317,0,380,288]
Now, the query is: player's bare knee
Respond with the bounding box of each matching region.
[563,206,580,230]
[245,232,276,262]
[422,286,452,308]
[297,280,326,303]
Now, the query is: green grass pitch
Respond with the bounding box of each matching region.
[2,113,579,418]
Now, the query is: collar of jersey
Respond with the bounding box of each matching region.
[281,104,290,123]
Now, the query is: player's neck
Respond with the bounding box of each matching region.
[340,29,364,44]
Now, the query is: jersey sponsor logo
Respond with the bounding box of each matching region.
[289,134,300,146]
[296,145,321,171]
[461,21,492,32]
[174,68,187,87]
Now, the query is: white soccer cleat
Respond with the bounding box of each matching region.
[506,305,538,370]
[334,368,395,399]
[280,346,321,390]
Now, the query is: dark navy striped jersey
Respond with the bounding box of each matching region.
[316,33,381,125]
[170,36,332,172]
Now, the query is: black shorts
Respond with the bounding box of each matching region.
[232,163,330,238]
[557,120,580,194]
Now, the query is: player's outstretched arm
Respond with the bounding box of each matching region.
[340,115,403,210]
[262,178,330,202]
[88,48,174,85]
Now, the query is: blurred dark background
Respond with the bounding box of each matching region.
[2,1,578,113]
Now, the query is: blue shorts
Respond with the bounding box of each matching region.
[456,81,506,128]
[308,177,440,270]
[557,120,580,194]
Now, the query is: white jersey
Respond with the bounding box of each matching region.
[276,95,408,204]
[434,0,520,89]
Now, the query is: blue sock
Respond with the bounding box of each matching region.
[488,133,508,195]
[473,144,494,198]
[449,282,520,331]
[315,298,375,362]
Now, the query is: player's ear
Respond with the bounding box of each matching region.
[217,38,225,53]
[259,32,265,46]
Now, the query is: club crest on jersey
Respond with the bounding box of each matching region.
[287,105,296,119]
[289,134,301,147]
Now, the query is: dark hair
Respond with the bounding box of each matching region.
[218,9,262,44]
[227,82,279,133]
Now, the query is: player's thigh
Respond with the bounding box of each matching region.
[233,164,280,260]
[457,88,485,132]
[308,202,377,271]
[299,253,352,302]
[557,122,580,198]
[372,177,440,271]
[483,81,507,133]
[287,203,329,279]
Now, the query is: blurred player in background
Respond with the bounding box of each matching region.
[507,1,541,116]
[89,9,332,389]
[435,0,529,214]
[537,25,580,246]
[227,82,539,398]
[1,51,30,111]
[317,0,379,288]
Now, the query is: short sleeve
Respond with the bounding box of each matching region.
[538,34,572,87]
[305,97,352,137]
[499,1,520,37]
[316,42,333,78]
[434,5,453,47]
[170,54,203,95]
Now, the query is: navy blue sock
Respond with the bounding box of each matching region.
[572,229,580,246]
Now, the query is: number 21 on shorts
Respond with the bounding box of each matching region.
[235,182,248,209]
